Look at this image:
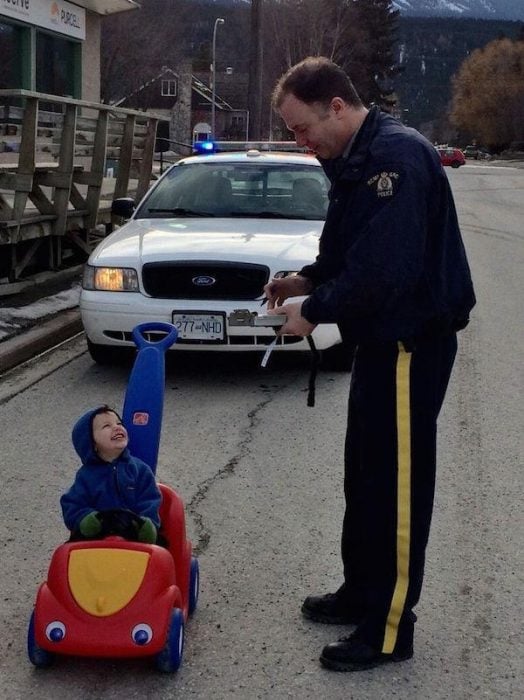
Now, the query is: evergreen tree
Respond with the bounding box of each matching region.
[333,0,402,108]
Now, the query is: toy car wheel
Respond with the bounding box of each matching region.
[188,556,200,616]
[27,612,54,668]
[155,608,184,672]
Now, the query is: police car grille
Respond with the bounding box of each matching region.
[142,261,270,300]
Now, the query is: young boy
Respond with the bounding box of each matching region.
[61,405,161,544]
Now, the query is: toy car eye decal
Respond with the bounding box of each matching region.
[132,623,153,645]
[45,620,66,642]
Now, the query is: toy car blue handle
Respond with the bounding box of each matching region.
[123,322,177,473]
[131,322,178,352]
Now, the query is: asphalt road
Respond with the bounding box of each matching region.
[0,163,522,699]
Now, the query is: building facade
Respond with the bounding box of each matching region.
[0,0,138,102]
[116,65,249,153]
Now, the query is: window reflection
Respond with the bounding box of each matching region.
[0,22,22,89]
[36,31,76,98]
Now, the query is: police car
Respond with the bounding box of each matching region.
[80,149,345,366]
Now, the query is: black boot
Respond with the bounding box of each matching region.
[320,630,413,672]
[301,586,362,625]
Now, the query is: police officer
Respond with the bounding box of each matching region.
[264,57,476,672]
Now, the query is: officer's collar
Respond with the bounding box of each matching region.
[341,115,364,159]
[320,106,381,181]
[319,105,380,181]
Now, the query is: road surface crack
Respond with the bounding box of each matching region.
[187,392,276,556]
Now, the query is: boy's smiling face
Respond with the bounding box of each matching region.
[92,411,128,462]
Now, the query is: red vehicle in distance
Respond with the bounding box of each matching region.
[436,146,466,168]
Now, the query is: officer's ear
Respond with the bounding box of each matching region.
[330,97,346,118]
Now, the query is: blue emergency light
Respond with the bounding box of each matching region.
[193,140,216,154]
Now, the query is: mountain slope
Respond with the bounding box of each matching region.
[393,0,523,21]
[215,0,522,21]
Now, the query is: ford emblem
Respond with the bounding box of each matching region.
[192,275,216,286]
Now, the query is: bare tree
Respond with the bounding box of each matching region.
[263,0,400,136]
[101,0,190,103]
[266,0,349,69]
[248,0,264,139]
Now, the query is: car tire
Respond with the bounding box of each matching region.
[321,341,354,372]
[188,556,200,616]
[27,611,54,668]
[156,608,184,673]
[451,161,461,168]
[86,338,129,365]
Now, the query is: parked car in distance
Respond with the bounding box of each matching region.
[436,146,466,168]
[463,145,491,160]
[80,150,347,368]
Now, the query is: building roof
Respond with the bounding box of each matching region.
[73,1,140,15]
[191,75,232,111]
[113,66,234,111]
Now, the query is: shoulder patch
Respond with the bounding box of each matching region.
[367,171,400,198]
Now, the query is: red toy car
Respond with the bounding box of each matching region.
[28,484,198,672]
[28,323,199,672]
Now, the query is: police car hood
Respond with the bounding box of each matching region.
[88,218,323,269]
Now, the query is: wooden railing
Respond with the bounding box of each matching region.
[0,90,168,283]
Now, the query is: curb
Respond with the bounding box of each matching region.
[0,309,83,374]
[0,264,83,298]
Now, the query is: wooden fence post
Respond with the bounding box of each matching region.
[12,97,38,223]
[136,117,158,202]
[114,114,136,200]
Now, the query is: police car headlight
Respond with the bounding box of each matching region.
[83,265,139,292]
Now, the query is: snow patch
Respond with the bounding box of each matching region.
[0,284,80,340]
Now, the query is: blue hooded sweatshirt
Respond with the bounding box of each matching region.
[60,407,161,532]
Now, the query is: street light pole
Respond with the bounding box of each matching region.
[211,17,225,140]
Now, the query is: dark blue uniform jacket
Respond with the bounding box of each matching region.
[300,106,476,343]
[60,407,161,532]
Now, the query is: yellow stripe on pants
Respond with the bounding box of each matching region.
[383,343,412,654]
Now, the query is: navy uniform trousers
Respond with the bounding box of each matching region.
[341,333,458,654]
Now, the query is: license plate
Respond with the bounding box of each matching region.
[172,312,225,341]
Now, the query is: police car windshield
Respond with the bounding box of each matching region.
[135,162,329,220]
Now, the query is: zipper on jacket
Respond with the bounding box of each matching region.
[112,464,122,498]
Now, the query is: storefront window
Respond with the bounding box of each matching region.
[36,31,78,98]
[0,21,23,89]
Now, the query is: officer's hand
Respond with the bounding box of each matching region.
[263,275,312,309]
[270,302,316,337]
[78,511,102,537]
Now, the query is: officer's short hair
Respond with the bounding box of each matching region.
[272,56,362,109]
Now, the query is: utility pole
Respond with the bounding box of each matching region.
[248,0,263,140]
[211,17,225,139]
